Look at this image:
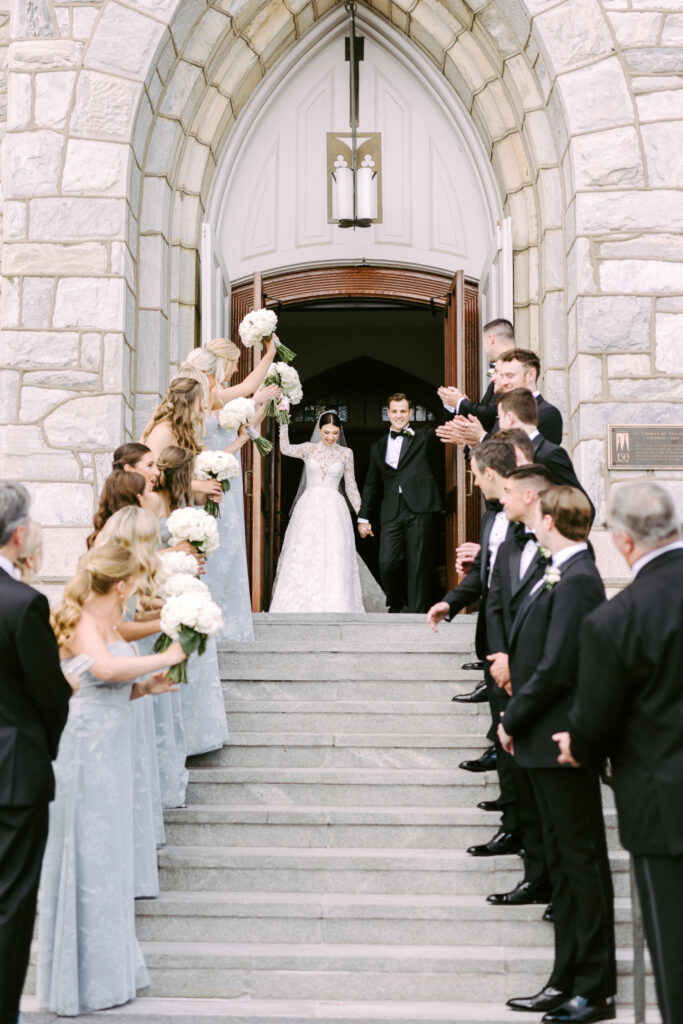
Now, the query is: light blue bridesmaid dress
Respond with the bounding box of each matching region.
[123,599,163,899]
[202,414,255,642]
[37,642,149,1016]
[177,414,230,756]
[151,518,189,808]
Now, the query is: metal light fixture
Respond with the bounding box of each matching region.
[327,0,382,228]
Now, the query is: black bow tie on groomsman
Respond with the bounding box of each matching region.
[390,429,409,439]
[512,522,539,549]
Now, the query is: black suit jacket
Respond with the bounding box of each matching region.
[503,550,605,768]
[569,547,683,856]
[442,509,514,660]
[486,394,563,446]
[458,380,498,431]
[532,435,595,523]
[485,532,546,655]
[0,569,71,806]
[359,428,443,525]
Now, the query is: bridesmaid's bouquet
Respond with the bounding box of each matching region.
[154,573,223,683]
[263,362,303,423]
[157,549,199,582]
[166,506,220,554]
[219,397,273,456]
[194,451,240,517]
[239,308,296,363]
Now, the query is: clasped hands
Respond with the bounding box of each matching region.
[358,522,373,539]
[436,414,485,447]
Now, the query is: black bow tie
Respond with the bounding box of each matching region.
[390,429,407,439]
[512,523,536,548]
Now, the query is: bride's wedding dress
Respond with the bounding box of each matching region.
[270,426,382,614]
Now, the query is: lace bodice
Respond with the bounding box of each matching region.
[279,425,362,513]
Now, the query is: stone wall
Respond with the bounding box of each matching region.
[0,0,681,592]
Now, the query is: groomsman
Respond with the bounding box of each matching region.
[358,393,442,613]
[496,388,595,521]
[437,317,514,430]
[0,482,72,1024]
[427,439,524,857]
[556,482,683,1024]
[499,486,616,1024]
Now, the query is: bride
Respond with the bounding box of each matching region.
[269,410,384,614]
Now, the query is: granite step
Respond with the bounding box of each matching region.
[157,845,633,897]
[223,700,492,735]
[218,649,473,680]
[221,678,489,700]
[134,890,635,947]
[162,803,620,849]
[248,612,477,645]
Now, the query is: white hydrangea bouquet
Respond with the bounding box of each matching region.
[157,549,199,585]
[154,573,223,683]
[238,307,296,363]
[219,397,273,456]
[194,450,240,517]
[263,362,303,423]
[166,506,220,554]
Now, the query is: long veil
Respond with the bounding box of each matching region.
[290,408,349,513]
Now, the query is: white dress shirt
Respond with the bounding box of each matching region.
[487,510,509,583]
[632,539,683,577]
[0,553,20,579]
[551,541,588,568]
[519,532,538,579]
[358,431,404,523]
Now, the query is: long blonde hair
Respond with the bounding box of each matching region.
[96,506,160,597]
[17,519,42,582]
[51,543,139,650]
[186,339,240,387]
[142,378,204,453]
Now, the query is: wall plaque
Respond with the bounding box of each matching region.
[608,424,683,470]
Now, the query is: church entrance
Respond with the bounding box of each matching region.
[230,265,481,611]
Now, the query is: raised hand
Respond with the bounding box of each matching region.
[437,385,464,407]
[193,478,224,503]
[253,383,281,406]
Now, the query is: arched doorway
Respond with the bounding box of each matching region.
[230,265,479,609]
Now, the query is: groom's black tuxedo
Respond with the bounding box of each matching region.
[0,567,71,1024]
[503,550,616,1003]
[359,428,442,613]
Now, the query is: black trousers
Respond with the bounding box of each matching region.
[530,768,616,1001]
[633,853,683,1024]
[379,496,436,613]
[0,803,49,1024]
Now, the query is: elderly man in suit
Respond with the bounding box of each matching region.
[556,482,683,1024]
[0,482,71,1024]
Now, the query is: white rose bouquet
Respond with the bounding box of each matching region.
[238,308,297,363]
[219,397,273,456]
[154,578,223,683]
[166,506,219,555]
[194,450,240,517]
[263,362,303,423]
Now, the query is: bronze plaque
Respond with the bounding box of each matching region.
[608,424,683,470]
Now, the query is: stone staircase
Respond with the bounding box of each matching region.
[24,613,656,1023]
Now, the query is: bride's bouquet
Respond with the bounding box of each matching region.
[238,308,297,364]
[154,572,223,683]
[263,362,303,423]
[219,397,273,456]
[194,451,240,517]
[166,506,220,554]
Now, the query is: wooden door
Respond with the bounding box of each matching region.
[443,270,481,589]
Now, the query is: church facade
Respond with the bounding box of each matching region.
[0,0,682,594]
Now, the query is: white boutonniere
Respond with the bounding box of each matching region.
[543,565,562,590]
[486,364,495,378]
[404,426,415,437]
[537,544,551,561]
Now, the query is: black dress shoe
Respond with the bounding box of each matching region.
[460,746,497,772]
[462,661,484,671]
[543,902,555,922]
[467,829,523,857]
[452,681,488,704]
[507,987,568,1013]
[542,996,616,1023]
[477,798,503,812]
[487,880,552,905]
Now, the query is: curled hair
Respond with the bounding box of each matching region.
[112,442,151,472]
[471,438,518,477]
[319,411,341,429]
[51,542,138,650]
[155,445,195,512]
[540,485,592,542]
[96,506,160,597]
[142,378,205,454]
[87,470,145,549]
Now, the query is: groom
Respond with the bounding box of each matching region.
[358,393,442,613]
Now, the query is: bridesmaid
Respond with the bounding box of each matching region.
[97,506,166,898]
[87,470,146,548]
[182,339,279,642]
[37,542,185,1016]
[113,442,159,499]
[152,445,228,756]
